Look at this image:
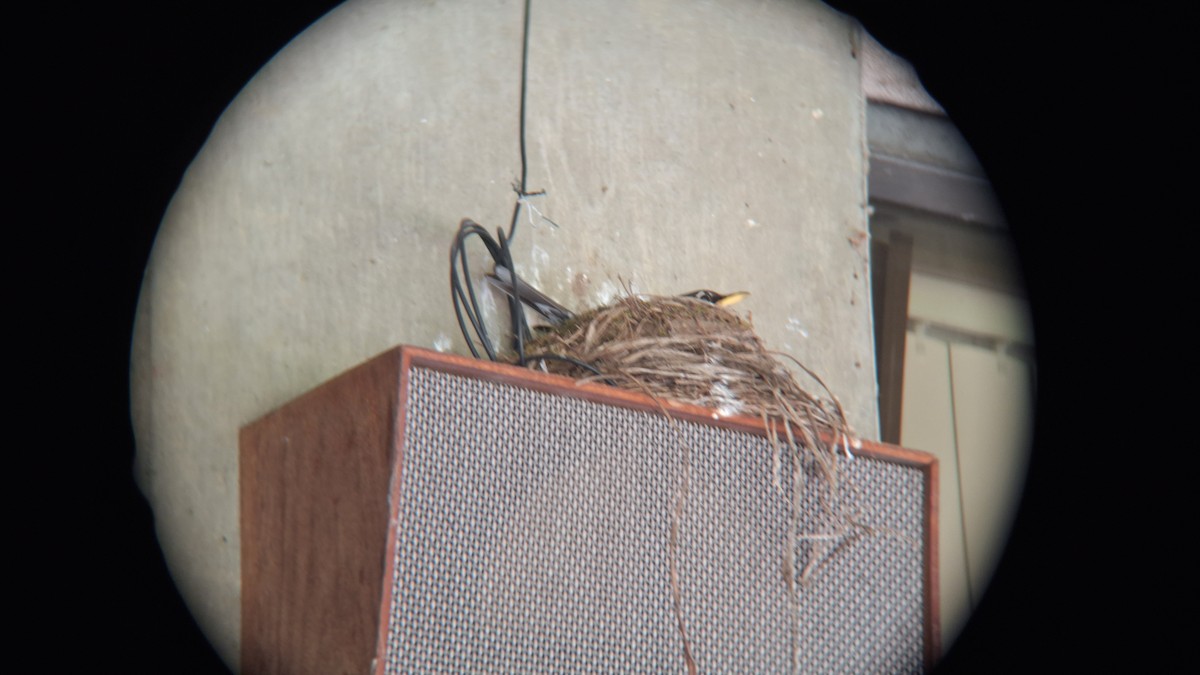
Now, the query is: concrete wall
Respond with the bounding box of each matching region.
[130,0,876,668]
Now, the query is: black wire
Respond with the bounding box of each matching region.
[446,0,602,379]
[496,226,530,360]
[507,0,535,239]
[450,216,606,377]
[449,219,500,360]
[448,0,533,361]
[451,217,567,366]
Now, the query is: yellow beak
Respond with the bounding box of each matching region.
[715,291,750,307]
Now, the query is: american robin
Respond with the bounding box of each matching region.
[486,264,748,326]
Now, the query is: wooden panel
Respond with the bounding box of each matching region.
[868,154,1004,227]
[900,331,970,651]
[949,343,1033,605]
[873,230,914,444]
[240,348,403,675]
[908,273,1034,344]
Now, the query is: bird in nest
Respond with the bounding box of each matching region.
[484,260,855,446]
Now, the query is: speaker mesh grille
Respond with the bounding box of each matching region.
[382,367,926,673]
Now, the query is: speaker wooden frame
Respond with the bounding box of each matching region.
[240,345,939,673]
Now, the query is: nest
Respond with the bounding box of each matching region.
[518,294,853,439]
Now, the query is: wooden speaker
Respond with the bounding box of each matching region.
[241,346,938,673]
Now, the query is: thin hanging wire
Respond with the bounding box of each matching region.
[447,0,600,376]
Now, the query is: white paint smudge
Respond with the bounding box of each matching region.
[786,317,809,338]
[477,278,498,325]
[595,280,620,306]
[432,334,452,353]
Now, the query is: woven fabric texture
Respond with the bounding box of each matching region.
[382,367,925,673]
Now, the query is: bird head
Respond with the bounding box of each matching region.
[680,289,750,307]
